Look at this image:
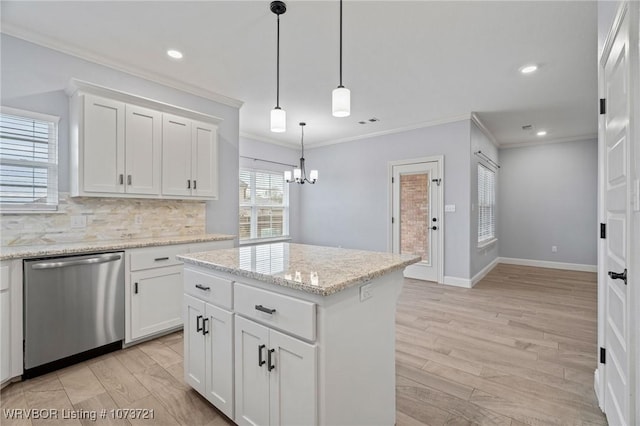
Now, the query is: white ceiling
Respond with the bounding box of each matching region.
[0,1,597,148]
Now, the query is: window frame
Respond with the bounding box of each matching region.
[239,167,290,243]
[477,163,497,247]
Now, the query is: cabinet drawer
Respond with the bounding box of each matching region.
[184,268,233,310]
[234,282,316,341]
[129,244,190,271]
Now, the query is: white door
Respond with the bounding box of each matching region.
[204,303,234,419]
[125,105,161,195]
[130,266,183,340]
[192,121,219,199]
[83,95,125,193]
[162,114,192,196]
[602,8,632,426]
[235,316,270,426]
[269,328,317,426]
[391,160,441,282]
[183,294,206,394]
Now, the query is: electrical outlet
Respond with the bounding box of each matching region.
[360,283,373,302]
[70,215,86,228]
[135,215,143,225]
[552,246,558,253]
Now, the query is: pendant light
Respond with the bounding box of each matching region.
[285,122,318,184]
[270,1,287,132]
[332,0,350,117]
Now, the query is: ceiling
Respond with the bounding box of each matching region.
[0,1,597,148]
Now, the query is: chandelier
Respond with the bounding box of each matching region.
[285,122,318,184]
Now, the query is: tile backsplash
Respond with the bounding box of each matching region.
[1,193,206,246]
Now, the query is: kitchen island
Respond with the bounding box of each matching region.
[178,243,420,426]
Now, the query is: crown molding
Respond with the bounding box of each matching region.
[305,114,472,149]
[470,112,500,148]
[499,133,597,149]
[1,24,244,109]
[239,132,300,150]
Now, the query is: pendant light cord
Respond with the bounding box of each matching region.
[276,13,281,108]
[339,0,343,88]
[301,125,305,158]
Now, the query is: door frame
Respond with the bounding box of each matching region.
[596,1,639,423]
[387,155,444,284]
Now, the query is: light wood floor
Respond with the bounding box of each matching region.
[1,264,606,425]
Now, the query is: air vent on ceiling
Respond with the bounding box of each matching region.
[522,124,533,131]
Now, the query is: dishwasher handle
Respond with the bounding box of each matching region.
[31,253,123,270]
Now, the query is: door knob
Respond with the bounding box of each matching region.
[431,226,438,231]
[608,269,627,285]
[432,218,437,222]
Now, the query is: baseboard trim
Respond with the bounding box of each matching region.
[471,257,500,287]
[443,276,473,288]
[498,257,597,272]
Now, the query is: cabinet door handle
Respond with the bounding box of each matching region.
[187,179,191,189]
[195,284,211,291]
[154,257,170,262]
[202,318,209,335]
[134,282,138,294]
[258,344,266,367]
[255,305,276,315]
[127,175,132,185]
[196,315,203,332]
[119,174,124,185]
[268,348,275,371]
[193,180,197,190]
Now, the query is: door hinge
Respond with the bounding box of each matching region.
[391,217,395,224]
[599,98,606,115]
[600,223,606,239]
[391,177,394,184]
[600,347,606,364]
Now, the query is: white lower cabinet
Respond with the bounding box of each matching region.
[234,316,316,426]
[130,265,184,340]
[0,259,23,385]
[184,294,234,419]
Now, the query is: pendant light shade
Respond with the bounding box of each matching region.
[332,86,351,117]
[332,0,350,117]
[270,1,287,132]
[270,107,286,132]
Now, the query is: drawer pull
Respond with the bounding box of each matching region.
[255,304,276,315]
[195,284,211,291]
[268,348,275,371]
[202,318,209,335]
[196,315,203,332]
[154,257,170,261]
[258,344,266,367]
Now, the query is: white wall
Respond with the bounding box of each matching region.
[298,120,472,280]
[0,34,240,237]
[470,120,499,277]
[498,138,598,266]
[239,136,302,242]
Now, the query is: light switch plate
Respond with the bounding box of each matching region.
[445,204,456,212]
[70,215,86,228]
[360,283,373,302]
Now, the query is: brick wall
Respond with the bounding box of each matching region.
[400,173,429,261]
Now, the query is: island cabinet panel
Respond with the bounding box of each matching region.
[234,316,317,426]
[184,294,234,419]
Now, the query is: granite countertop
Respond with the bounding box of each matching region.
[179,242,421,296]
[0,233,236,260]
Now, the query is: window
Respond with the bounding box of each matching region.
[239,168,289,241]
[477,164,496,246]
[0,107,59,212]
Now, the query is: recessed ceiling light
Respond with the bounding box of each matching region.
[537,130,547,136]
[167,49,183,60]
[520,64,538,74]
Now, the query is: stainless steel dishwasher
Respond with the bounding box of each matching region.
[23,251,124,378]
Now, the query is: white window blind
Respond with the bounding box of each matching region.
[477,163,496,245]
[239,168,289,241]
[0,107,59,212]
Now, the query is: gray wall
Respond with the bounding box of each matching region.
[298,120,472,280]
[1,34,240,237]
[239,136,302,242]
[498,138,598,266]
[470,121,499,276]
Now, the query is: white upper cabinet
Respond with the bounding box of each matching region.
[68,80,222,200]
[162,114,218,199]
